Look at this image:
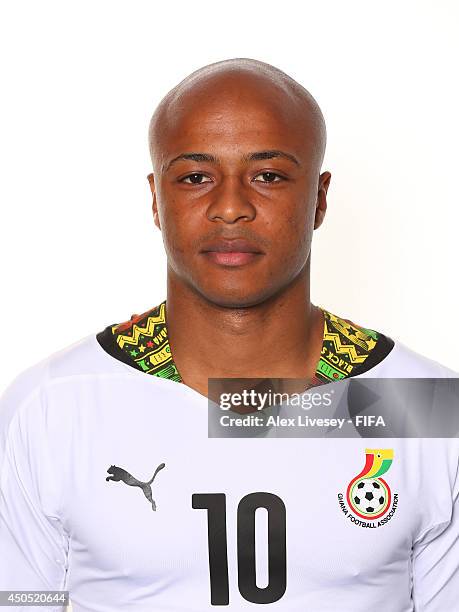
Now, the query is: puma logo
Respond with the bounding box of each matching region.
[106,462,165,511]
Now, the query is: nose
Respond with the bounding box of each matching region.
[206,175,256,224]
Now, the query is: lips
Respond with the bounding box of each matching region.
[200,238,264,267]
[200,238,263,254]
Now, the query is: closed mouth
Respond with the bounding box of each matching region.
[200,238,264,254]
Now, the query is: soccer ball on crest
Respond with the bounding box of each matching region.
[349,478,388,517]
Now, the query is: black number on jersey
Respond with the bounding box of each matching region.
[192,492,287,606]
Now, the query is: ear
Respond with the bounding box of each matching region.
[314,171,331,230]
[147,173,161,230]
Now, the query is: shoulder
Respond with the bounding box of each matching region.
[368,339,459,378]
[0,333,124,437]
[322,306,458,379]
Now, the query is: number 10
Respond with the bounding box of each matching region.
[192,492,287,606]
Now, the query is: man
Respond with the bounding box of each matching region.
[0,58,458,611]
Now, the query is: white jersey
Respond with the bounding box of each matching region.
[0,302,458,611]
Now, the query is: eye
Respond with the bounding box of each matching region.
[253,172,284,183]
[181,173,212,184]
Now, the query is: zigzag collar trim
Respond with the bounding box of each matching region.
[96,300,394,385]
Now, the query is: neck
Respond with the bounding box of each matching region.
[165,262,324,395]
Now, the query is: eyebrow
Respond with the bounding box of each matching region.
[164,149,300,172]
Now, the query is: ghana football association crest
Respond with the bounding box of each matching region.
[337,449,398,528]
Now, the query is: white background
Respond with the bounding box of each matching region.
[1,0,458,391]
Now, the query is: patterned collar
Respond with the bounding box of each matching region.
[96,300,394,386]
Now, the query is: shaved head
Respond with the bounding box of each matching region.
[148,58,327,175]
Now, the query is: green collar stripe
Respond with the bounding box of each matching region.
[96,300,394,386]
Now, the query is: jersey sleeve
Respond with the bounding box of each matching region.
[411,448,459,611]
[0,379,69,611]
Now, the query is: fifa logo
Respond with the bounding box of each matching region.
[338,449,398,528]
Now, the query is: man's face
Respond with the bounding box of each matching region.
[149,77,330,308]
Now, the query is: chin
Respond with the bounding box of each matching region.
[196,284,277,310]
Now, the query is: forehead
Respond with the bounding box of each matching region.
[153,74,318,166]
